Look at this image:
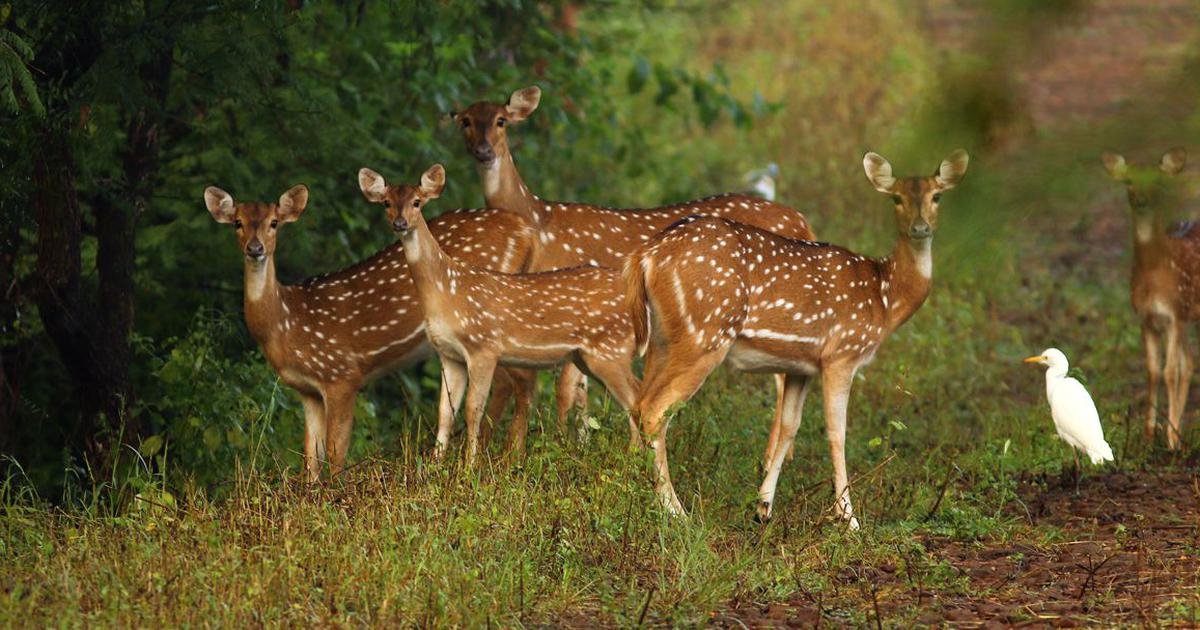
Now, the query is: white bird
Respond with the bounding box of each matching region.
[743,162,779,201]
[1024,348,1115,468]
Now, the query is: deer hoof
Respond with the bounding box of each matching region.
[754,501,773,524]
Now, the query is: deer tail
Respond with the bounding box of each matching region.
[623,249,651,354]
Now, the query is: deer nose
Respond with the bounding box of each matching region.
[908,220,932,239]
[392,217,409,232]
[245,239,265,259]
[472,144,495,162]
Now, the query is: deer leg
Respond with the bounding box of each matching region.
[1143,326,1163,442]
[1164,321,1187,451]
[435,359,468,460]
[756,373,811,522]
[581,353,643,450]
[463,354,499,466]
[554,363,588,436]
[822,363,860,530]
[763,373,788,471]
[636,346,728,515]
[481,368,516,449]
[1165,322,1191,450]
[300,393,326,483]
[502,368,537,458]
[322,386,358,480]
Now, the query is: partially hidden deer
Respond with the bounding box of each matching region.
[377,163,642,463]
[1102,147,1195,450]
[205,182,550,478]
[454,84,818,447]
[623,150,969,527]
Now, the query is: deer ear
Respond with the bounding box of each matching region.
[1161,147,1186,176]
[1102,152,1128,181]
[278,185,309,223]
[863,152,895,193]
[506,85,541,122]
[358,168,387,203]
[935,149,969,189]
[420,164,446,198]
[204,186,236,223]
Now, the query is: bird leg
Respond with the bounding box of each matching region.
[1072,449,1081,495]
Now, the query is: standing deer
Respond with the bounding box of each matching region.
[204,182,546,479]
[379,163,641,463]
[624,150,969,527]
[1102,148,1195,449]
[454,84,817,445]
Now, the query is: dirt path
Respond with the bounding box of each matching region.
[719,471,1200,627]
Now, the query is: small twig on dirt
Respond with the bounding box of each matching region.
[635,585,656,628]
[1076,552,1116,601]
[869,582,884,630]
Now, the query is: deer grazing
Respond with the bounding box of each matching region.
[623,150,969,527]
[374,164,642,463]
[204,181,551,479]
[1102,148,1195,449]
[455,84,817,444]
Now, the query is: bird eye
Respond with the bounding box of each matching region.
[460,117,470,129]
[932,193,942,203]
[412,200,421,208]
[891,195,902,204]
[497,117,506,128]
[270,219,279,229]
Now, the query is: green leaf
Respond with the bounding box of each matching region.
[627,56,650,94]
[139,434,165,458]
[868,436,883,448]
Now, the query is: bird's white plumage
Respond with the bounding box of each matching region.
[1033,348,1114,465]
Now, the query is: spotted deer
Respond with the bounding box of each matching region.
[454,84,817,446]
[381,163,641,463]
[623,150,969,527]
[204,182,547,478]
[1102,148,1195,449]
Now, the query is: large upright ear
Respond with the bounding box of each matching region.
[1161,147,1186,176]
[935,149,969,189]
[420,164,446,199]
[358,167,387,202]
[277,184,309,223]
[506,85,541,122]
[1101,152,1128,181]
[862,152,895,193]
[204,186,236,223]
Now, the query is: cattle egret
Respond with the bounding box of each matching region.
[1024,349,1115,474]
[743,162,779,201]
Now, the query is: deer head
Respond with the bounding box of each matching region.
[1102,148,1187,215]
[863,150,969,241]
[204,185,309,262]
[453,86,541,166]
[358,165,446,233]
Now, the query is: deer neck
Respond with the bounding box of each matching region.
[243,257,285,345]
[880,237,933,332]
[480,152,542,226]
[400,217,455,313]
[1131,213,1172,274]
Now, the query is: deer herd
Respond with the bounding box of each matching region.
[204,84,1192,528]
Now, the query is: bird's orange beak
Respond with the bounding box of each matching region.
[1023,355,1045,365]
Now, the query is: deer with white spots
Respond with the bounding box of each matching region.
[455,84,817,446]
[623,150,969,527]
[1102,147,1196,449]
[204,182,546,479]
[382,164,641,464]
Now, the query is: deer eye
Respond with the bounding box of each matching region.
[412,200,421,208]
[234,220,243,229]
[891,195,902,205]
[383,200,390,208]
[460,117,470,129]
[269,219,279,229]
[932,193,942,203]
[496,117,507,128]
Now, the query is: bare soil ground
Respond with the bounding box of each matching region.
[718,470,1200,627]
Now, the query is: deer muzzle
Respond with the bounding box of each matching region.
[472,143,495,163]
[245,239,265,260]
[908,220,932,240]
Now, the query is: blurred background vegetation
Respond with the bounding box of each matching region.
[2,0,1199,496]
